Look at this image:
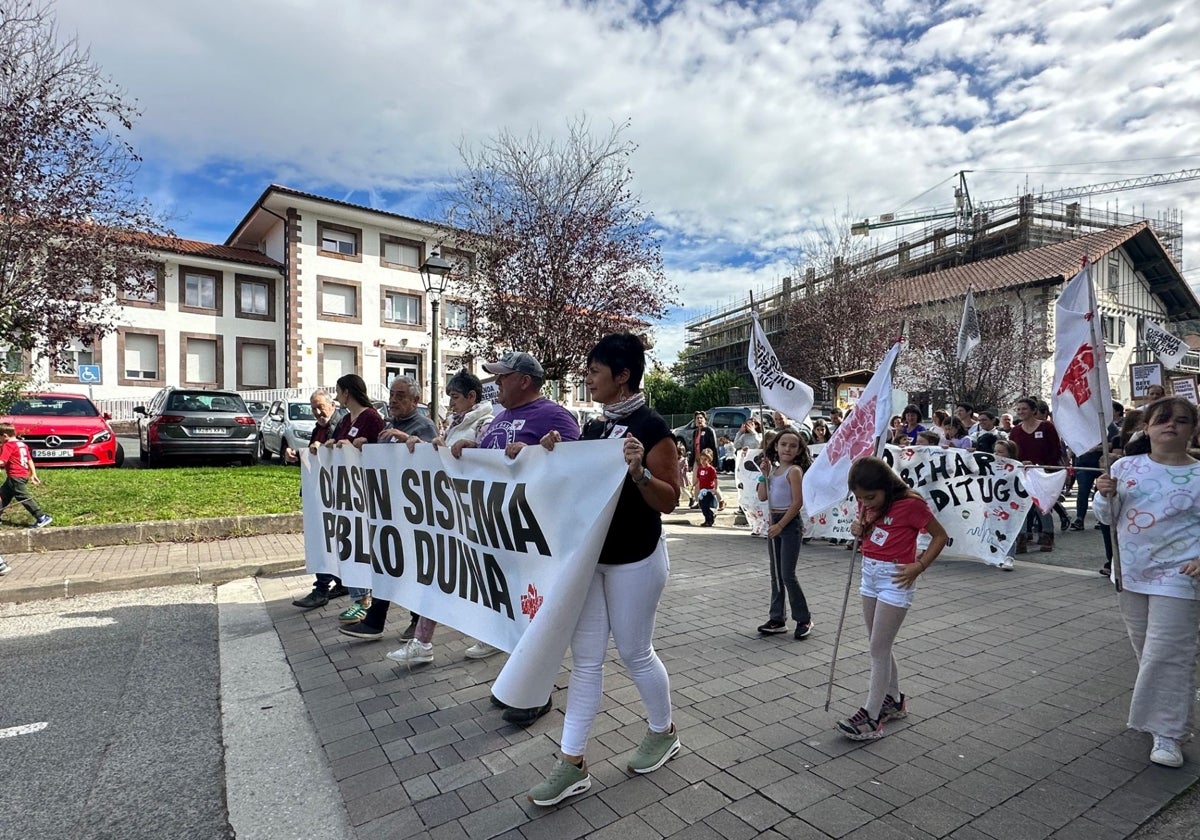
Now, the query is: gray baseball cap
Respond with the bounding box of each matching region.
[482,351,544,378]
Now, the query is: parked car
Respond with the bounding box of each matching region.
[244,400,271,422]
[134,387,259,466]
[1,392,123,467]
[672,406,756,451]
[257,398,347,462]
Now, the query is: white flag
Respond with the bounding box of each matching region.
[747,310,814,422]
[956,289,981,361]
[1143,319,1189,369]
[1051,264,1113,456]
[802,342,901,516]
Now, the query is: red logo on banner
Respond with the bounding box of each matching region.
[520,584,543,620]
[1056,343,1094,406]
[824,396,877,465]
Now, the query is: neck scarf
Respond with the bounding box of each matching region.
[602,392,645,421]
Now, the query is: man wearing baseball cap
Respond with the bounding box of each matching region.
[463,350,580,724]
[474,352,580,458]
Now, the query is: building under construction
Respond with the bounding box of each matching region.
[682,170,1199,400]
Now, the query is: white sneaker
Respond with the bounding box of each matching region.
[1151,735,1184,767]
[999,557,1014,570]
[464,641,501,660]
[0,560,10,576]
[386,639,433,665]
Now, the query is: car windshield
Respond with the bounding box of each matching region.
[288,403,315,421]
[8,397,99,417]
[166,393,248,413]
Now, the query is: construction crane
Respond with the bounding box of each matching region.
[851,167,1200,236]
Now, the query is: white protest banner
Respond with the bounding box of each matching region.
[747,310,814,421]
[1143,319,1189,369]
[1052,264,1112,455]
[1170,376,1199,405]
[1129,361,1164,401]
[803,445,1036,566]
[301,440,625,708]
[734,448,770,537]
[956,288,981,362]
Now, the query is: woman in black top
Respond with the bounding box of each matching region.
[527,333,682,807]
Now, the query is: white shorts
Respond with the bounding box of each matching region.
[860,557,917,609]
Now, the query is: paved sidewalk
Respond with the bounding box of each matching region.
[3,505,1197,838]
[258,523,1193,840]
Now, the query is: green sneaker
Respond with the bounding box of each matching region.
[528,758,591,806]
[626,724,680,774]
[338,599,370,623]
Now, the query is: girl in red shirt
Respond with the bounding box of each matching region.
[837,457,948,741]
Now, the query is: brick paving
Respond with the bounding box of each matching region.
[3,498,1195,838]
[257,520,1196,840]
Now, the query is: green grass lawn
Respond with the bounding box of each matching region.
[1,464,302,528]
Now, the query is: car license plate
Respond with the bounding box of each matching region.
[35,448,74,458]
[190,427,227,436]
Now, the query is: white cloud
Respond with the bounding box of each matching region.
[50,0,1200,356]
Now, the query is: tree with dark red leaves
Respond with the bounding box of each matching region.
[443,117,675,384]
[0,0,169,382]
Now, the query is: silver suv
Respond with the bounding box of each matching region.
[134,387,258,467]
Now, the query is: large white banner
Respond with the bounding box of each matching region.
[802,445,1038,566]
[301,440,626,708]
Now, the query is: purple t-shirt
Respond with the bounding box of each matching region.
[477,398,580,449]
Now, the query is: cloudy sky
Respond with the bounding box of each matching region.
[52,0,1200,364]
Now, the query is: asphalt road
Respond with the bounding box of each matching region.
[0,586,234,840]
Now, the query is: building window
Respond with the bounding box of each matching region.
[235,275,275,321]
[1101,315,1116,345]
[319,341,359,388]
[444,300,470,331]
[1,347,25,375]
[1118,317,1126,346]
[317,221,362,262]
[236,338,276,389]
[178,265,223,315]
[121,331,162,383]
[55,345,94,376]
[385,292,422,325]
[121,264,163,307]
[575,380,588,401]
[180,333,223,386]
[318,276,362,324]
[381,235,422,269]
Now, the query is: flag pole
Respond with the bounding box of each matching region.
[1082,257,1123,592]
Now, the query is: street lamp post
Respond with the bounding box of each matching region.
[419,251,453,428]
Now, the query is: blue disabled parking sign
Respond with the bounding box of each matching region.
[78,364,101,384]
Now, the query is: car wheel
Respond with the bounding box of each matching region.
[242,454,257,467]
[279,441,290,463]
[113,443,125,468]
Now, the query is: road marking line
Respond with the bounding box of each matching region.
[0,721,48,739]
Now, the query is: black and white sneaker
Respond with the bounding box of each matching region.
[757,621,788,635]
[794,622,813,640]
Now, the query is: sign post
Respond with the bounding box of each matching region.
[78,364,101,400]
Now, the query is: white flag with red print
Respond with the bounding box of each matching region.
[802,342,901,516]
[1051,264,1113,456]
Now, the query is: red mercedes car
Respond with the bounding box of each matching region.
[1,392,124,467]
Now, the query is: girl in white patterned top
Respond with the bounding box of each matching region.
[1095,397,1200,769]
